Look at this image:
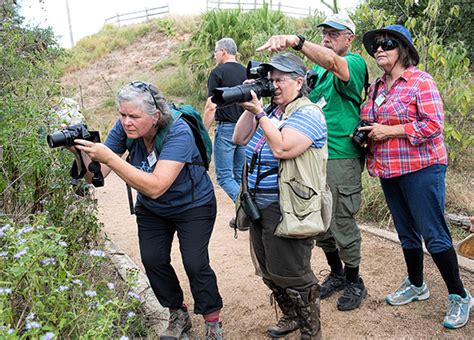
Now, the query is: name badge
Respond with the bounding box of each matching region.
[375,93,386,107]
[147,150,157,167]
[316,96,327,109]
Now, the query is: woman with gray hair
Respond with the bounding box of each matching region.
[71,81,223,339]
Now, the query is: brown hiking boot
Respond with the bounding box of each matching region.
[264,280,299,338]
[160,307,192,339]
[267,314,300,338]
[287,285,322,340]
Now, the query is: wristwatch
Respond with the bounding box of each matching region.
[255,111,266,121]
[292,35,305,51]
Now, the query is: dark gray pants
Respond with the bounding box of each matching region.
[315,158,364,268]
[250,202,317,291]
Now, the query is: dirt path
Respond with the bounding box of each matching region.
[96,172,473,339]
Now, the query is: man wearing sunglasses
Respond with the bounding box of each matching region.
[257,12,368,313]
[204,38,247,211]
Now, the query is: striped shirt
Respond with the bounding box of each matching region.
[360,66,447,179]
[246,104,327,207]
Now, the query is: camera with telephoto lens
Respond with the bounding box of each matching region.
[47,124,100,148]
[211,60,275,107]
[351,120,372,146]
[240,192,261,222]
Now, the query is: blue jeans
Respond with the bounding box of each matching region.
[380,164,452,254]
[214,122,246,201]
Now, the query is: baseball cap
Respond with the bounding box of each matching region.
[260,53,307,77]
[317,12,356,34]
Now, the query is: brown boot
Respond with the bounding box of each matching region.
[160,306,192,339]
[286,285,322,340]
[264,280,300,338]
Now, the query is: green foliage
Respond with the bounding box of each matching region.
[1,7,148,338]
[179,6,300,101]
[0,219,146,338]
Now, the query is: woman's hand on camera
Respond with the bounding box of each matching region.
[74,139,115,165]
[358,123,401,141]
[239,90,263,115]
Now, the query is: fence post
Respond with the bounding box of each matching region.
[145,7,149,21]
[278,1,281,11]
[116,13,120,27]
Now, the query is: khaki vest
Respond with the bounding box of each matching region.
[275,97,332,238]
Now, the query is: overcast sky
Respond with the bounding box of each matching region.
[18,0,359,48]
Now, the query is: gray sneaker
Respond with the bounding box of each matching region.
[385,278,430,306]
[160,307,192,339]
[443,289,473,329]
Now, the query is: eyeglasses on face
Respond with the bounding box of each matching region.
[371,39,399,54]
[321,29,351,39]
[129,81,159,109]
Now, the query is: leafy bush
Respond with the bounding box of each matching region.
[0,218,146,338]
[1,6,148,338]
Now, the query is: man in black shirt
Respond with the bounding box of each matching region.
[204,38,247,203]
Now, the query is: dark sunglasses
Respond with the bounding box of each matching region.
[129,81,159,109]
[371,39,399,54]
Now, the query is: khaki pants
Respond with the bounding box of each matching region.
[315,158,364,268]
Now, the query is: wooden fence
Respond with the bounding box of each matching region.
[206,0,319,17]
[104,5,170,26]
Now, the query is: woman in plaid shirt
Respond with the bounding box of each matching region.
[358,25,472,329]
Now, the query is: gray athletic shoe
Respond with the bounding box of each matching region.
[443,289,473,329]
[385,278,430,306]
[160,307,192,339]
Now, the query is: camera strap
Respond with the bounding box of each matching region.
[371,79,382,122]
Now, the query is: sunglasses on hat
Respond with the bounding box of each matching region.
[371,39,399,54]
[129,81,159,109]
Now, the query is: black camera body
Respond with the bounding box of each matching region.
[351,120,371,145]
[211,60,275,107]
[47,124,100,148]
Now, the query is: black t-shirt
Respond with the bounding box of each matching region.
[207,61,247,123]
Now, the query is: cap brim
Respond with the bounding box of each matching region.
[260,61,304,76]
[317,21,347,31]
[363,28,419,65]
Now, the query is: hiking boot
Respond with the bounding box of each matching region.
[337,277,367,311]
[267,314,299,338]
[320,272,345,299]
[385,278,429,306]
[160,307,192,339]
[443,289,473,329]
[264,280,299,338]
[204,320,224,340]
[287,285,322,340]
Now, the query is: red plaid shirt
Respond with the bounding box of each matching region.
[360,66,447,178]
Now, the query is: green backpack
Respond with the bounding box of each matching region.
[126,104,212,170]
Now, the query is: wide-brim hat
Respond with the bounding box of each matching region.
[260,52,307,77]
[363,24,419,65]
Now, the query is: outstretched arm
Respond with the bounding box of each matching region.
[256,34,350,82]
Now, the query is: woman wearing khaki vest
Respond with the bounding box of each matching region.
[233,53,328,339]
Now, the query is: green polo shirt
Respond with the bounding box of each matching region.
[308,52,367,159]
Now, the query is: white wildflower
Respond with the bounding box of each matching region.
[0,288,12,295]
[25,321,41,330]
[84,290,97,297]
[107,282,115,290]
[43,332,55,340]
[127,312,136,318]
[14,247,29,259]
[128,291,140,299]
[89,249,106,257]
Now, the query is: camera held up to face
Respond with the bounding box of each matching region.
[211,61,275,107]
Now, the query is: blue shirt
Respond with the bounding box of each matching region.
[105,118,214,216]
[246,104,327,208]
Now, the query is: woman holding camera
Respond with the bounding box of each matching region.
[71,81,223,339]
[233,53,327,339]
[358,25,472,328]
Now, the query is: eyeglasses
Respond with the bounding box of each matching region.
[129,81,159,109]
[269,76,294,84]
[371,39,399,54]
[321,29,352,39]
